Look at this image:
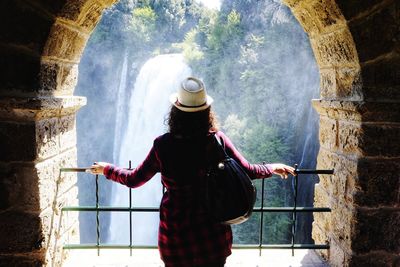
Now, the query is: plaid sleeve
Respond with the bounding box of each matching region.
[103,142,160,188]
[217,131,273,179]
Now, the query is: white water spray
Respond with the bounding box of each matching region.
[108,54,191,245]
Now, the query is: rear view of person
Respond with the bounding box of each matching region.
[89,77,294,267]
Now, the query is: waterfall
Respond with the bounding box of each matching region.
[113,50,129,163]
[108,54,192,245]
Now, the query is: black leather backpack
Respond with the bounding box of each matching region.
[205,134,257,225]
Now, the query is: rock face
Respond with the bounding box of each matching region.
[0,0,398,266]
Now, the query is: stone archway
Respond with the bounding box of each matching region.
[0,0,398,266]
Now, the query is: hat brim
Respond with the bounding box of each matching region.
[169,93,213,112]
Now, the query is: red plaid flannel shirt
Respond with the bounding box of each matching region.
[103,131,273,266]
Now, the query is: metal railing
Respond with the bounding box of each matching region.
[60,163,333,257]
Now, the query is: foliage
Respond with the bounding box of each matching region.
[77,0,319,245]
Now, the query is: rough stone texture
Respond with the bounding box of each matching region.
[349,251,400,267]
[318,117,338,151]
[312,99,400,123]
[0,163,40,212]
[337,121,400,157]
[0,121,36,161]
[0,45,41,95]
[353,208,400,253]
[0,254,44,267]
[59,0,110,32]
[319,67,362,99]
[40,61,79,95]
[317,148,358,203]
[42,22,88,63]
[348,1,399,63]
[311,27,359,68]
[0,96,86,122]
[361,52,400,100]
[335,0,387,21]
[0,0,54,53]
[355,158,400,207]
[289,0,346,36]
[0,110,78,162]
[0,210,44,253]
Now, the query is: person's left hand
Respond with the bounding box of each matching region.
[270,163,295,179]
[88,162,109,175]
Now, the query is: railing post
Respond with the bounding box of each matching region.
[95,174,100,256]
[128,160,133,256]
[291,164,299,256]
[258,178,265,256]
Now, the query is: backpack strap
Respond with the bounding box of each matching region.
[213,134,229,159]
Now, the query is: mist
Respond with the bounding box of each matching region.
[75,0,319,246]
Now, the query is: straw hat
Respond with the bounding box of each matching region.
[169,77,214,112]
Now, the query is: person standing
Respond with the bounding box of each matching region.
[89,77,295,267]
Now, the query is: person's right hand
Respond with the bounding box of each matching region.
[270,163,295,179]
[87,162,109,175]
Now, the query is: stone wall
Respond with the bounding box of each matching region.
[0,0,398,266]
[0,0,116,266]
[283,0,399,266]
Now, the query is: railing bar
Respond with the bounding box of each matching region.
[63,244,330,250]
[61,206,331,212]
[60,167,90,172]
[295,169,334,174]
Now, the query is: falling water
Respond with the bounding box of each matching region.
[113,50,129,162]
[108,54,191,245]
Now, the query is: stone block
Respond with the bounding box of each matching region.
[360,123,400,157]
[59,115,77,150]
[355,158,400,207]
[337,121,363,155]
[319,68,337,99]
[337,121,399,157]
[36,117,60,160]
[335,67,362,99]
[0,121,36,161]
[335,0,384,21]
[43,22,88,63]
[319,67,362,99]
[35,115,78,160]
[361,53,400,98]
[317,148,358,204]
[36,148,78,207]
[318,117,338,150]
[281,0,302,9]
[33,0,67,14]
[0,163,41,212]
[311,27,359,68]
[327,238,348,267]
[349,1,399,62]
[352,208,400,253]
[0,46,41,94]
[0,0,53,52]
[0,148,78,212]
[291,0,345,36]
[58,0,112,32]
[0,254,44,267]
[331,201,354,251]
[312,99,400,123]
[0,211,43,253]
[349,251,400,267]
[311,222,329,259]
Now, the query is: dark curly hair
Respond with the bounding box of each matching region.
[167,106,218,137]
